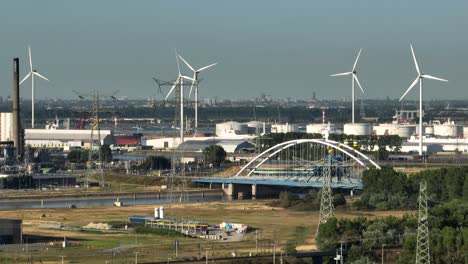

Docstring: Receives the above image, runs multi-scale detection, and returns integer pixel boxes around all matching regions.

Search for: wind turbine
[165,50,194,142]
[399,44,448,155]
[177,54,217,129]
[20,46,49,128]
[331,49,365,123]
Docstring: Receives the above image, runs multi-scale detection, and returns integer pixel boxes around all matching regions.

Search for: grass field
[0,200,414,263]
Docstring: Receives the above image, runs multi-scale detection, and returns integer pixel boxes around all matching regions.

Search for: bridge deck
[193,177,363,189]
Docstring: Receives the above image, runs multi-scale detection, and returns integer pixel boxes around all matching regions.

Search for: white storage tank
[246,121,271,135]
[416,125,435,136]
[343,123,372,136]
[398,125,416,138]
[433,124,463,137]
[306,124,334,134]
[373,123,399,136]
[159,206,164,219]
[216,121,248,136]
[464,127,468,138]
[425,125,434,135]
[271,123,299,133]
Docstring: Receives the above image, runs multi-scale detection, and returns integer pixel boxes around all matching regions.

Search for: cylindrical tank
[343,123,372,136]
[306,124,333,134]
[416,125,435,135]
[159,206,164,219]
[464,126,468,138]
[271,123,299,133]
[246,121,271,135]
[373,123,399,136]
[398,125,416,138]
[216,122,248,136]
[425,125,434,135]
[433,124,463,137]
[154,207,159,218]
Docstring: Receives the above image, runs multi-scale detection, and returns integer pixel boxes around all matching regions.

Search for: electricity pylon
[416,181,430,264]
[73,90,117,188]
[319,154,335,225]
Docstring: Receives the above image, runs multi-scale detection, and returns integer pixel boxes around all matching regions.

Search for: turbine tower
[331,49,365,123]
[19,46,49,128]
[178,54,217,129]
[165,50,194,142]
[399,45,448,155]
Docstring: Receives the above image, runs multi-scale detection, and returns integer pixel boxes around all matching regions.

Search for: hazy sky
[0,0,467,100]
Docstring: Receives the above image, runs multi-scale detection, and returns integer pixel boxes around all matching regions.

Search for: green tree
[203,145,227,167]
[100,144,113,163]
[316,217,339,249]
[134,156,171,170]
[67,149,89,163]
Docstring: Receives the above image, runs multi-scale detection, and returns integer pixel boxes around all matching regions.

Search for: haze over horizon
[1,0,467,101]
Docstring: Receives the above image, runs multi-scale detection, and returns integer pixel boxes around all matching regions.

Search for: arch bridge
[193,139,380,197]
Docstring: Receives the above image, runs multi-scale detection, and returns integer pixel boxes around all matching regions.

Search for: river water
[0,191,225,210]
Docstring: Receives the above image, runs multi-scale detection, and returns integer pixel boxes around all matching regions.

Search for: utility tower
[74,90,117,187]
[87,91,103,187]
[416,181,430,264]
[319,154,335,225]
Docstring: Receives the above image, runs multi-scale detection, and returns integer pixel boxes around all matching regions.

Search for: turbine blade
[330,72,352,77]
[352,48,362,72]
[353,74,364,94]
[197,62,218,72]
[421,74,448,82]
[19,72,31,85]
[28,46,33,71]
[33,72,49,81]
[399,77,419,101]
[178,55,195,72]
[410,44,420,75]
[165,78,178,100]
[175,49,180,75]
[188,73,196,98]
[181,75,194,82]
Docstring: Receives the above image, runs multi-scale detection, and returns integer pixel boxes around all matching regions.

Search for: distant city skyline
[0,1,467,100]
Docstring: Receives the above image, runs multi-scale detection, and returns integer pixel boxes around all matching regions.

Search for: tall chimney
[12,58,22,161]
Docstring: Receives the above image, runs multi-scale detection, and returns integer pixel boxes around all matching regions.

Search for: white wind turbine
[20,46,49,128]
[177,54,217,129]
[165,50,194,142]
[399,44,448,155]
[331,49,365,123]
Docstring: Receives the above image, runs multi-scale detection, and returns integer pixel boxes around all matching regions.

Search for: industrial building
[24,129,111,150]
[0,112,13,142]
[0,219,22,244]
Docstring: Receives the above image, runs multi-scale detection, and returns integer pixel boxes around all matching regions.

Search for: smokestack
[12,58,22,161]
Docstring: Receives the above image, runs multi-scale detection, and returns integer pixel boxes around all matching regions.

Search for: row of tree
[316,166,468,263]
[356,166,468,210]
[0,175,35,189]
[317,200,468,263]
